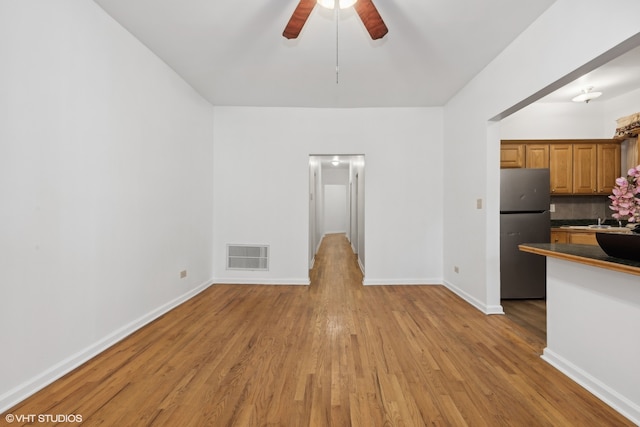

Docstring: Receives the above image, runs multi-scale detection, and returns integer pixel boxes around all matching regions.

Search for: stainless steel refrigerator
[500,168,550,299]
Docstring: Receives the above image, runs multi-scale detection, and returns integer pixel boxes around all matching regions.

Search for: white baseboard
[542,348,640,425]
[362,278,442,286]
[315,234,325,255]
[442,279,504,315]
[211,278,310,285]
[0,279,214,414]
[357,257,365,276]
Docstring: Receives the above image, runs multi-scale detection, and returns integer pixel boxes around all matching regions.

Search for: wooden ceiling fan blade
[354,0,388,40]
[283,0,317,39]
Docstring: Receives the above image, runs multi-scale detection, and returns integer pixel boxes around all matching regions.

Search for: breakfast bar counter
[519,243,640,276]
[517,243,640,424]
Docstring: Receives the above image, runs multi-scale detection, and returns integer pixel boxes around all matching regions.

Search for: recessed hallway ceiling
[93,0,555,108]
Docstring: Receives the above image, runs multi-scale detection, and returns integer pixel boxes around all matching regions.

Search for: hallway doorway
[308,155,365,277]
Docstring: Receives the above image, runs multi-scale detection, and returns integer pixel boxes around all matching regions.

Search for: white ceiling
[538,44,640,104]
[93,0,556,108]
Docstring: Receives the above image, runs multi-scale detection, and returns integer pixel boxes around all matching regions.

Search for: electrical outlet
[476,198,483,209]
[180,270,187,279]
[454,266,459,273]
[550,203,556,213]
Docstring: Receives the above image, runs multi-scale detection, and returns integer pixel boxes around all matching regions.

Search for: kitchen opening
[498,43,640,345]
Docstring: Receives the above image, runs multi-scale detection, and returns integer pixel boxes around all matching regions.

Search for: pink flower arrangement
[609,165,640,222]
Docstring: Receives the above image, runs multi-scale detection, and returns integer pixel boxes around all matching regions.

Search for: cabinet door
[549,144,573,194]
[550,230,567,244]
[597,143,621,194]
[525,144,549,168]
[573,144,597,194]
[568,232,598,245]
[500,144,525,168]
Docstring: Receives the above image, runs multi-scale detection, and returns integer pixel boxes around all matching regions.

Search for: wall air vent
[226,244,269,271]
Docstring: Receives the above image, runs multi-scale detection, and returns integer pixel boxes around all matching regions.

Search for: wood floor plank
[3,233,634,426]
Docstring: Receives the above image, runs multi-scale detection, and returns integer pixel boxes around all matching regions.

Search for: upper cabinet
[572,144,597,194]
[525,144,550,168]
[501,139,621,196]
[597,143,621,194]
[500,143,525,168]
[549,144,573,194]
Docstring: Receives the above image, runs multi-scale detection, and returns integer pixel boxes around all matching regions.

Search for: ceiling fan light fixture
[572,86,602,103]
[317,0,357,9]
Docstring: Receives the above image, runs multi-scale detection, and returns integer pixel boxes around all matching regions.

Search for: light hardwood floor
[3,234,633,426]
[501,299,547,343]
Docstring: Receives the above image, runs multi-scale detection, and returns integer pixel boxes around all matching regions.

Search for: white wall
[543,259,640,424]
[500,89,640,140]
[212,107,444,285]
[443,0,640,314]
[0,0,214,412]
[324,185,348,233]
[500,102,607,139]
[604,87,640,136]
[349,157,365,268]
[322,167,349,234]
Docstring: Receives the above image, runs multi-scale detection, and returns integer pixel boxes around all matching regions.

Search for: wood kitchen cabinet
[500,144,525,168]
[525,144,550,168]
[568,232,598,245]
[550,228,598,245]
[597,143,621,194]
[549,144,573,194]
[550,230,567,243]
[573,144,597,194]
[502,139,621,195]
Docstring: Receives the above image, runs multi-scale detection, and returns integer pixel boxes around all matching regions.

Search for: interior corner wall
[500,102,608,139]
[212,107,444,286]
[603,87,640,136]
[443,0,640,313]
[0,1,214,412]
[500,87,640,140]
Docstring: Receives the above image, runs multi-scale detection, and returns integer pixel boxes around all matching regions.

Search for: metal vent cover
[226,244,269,271]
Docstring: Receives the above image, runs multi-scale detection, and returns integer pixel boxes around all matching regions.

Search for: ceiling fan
[283,0,388,40]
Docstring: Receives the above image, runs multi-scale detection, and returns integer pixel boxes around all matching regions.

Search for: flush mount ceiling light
[317,0,357,9]
[331,156,340,166]
[572,87,602,103]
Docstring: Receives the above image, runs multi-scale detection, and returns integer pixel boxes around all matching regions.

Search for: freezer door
[500,211,550,299]
[500,168,550,212]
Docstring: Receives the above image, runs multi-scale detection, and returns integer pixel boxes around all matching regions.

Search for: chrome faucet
[597,217,603,226]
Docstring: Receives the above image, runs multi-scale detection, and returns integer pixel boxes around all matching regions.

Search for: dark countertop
[550,219,628,227]
[519,243,640,277]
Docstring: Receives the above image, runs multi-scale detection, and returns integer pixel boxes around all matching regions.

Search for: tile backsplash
[550,195,612,220]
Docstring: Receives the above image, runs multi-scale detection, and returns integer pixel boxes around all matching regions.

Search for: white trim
[542,348,640,426]
[211,278,310,285]
[0,279,213,414]
[363,278,442,286]
[442,279,504,315]
[315,233,325,255]
[357,257,365,276]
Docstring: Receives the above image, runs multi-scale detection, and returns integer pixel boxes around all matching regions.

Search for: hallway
[4,234,632,426]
